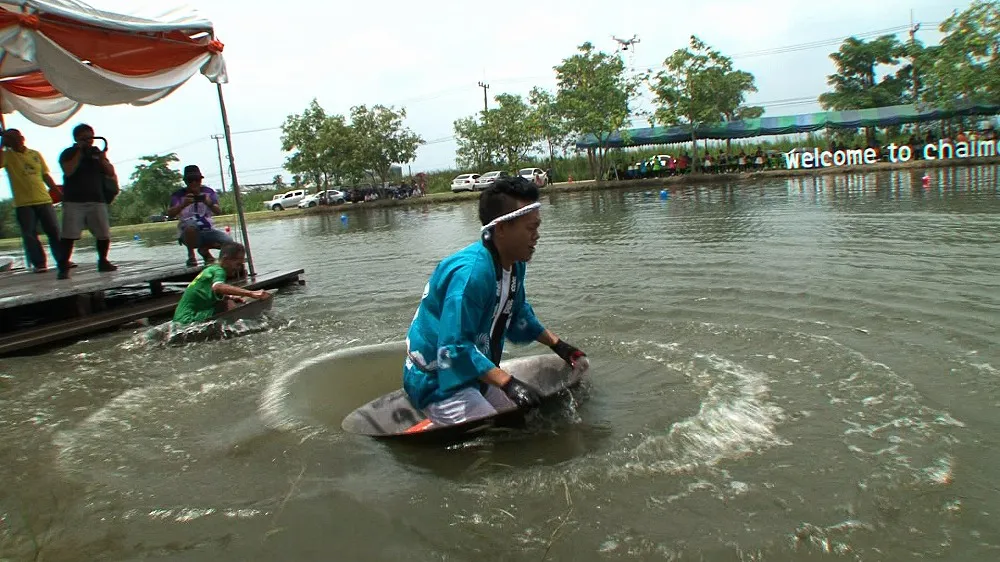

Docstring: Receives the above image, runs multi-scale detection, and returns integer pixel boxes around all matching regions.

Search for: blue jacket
[403,241,545,409]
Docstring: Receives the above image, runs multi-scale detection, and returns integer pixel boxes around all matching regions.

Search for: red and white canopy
[0,0,226,127]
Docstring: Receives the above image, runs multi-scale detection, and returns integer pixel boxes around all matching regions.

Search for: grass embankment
[0,190,481,250]
[2,154,997,252]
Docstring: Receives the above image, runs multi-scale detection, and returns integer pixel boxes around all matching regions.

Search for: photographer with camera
[56,123,117,280]
[166,165,232,267]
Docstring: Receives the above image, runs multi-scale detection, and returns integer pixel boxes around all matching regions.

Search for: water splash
[119,313,292,351]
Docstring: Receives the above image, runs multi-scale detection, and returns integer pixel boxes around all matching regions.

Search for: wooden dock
[0,260,304,356]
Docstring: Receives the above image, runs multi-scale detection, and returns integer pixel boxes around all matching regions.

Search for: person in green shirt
[172,242,270,325]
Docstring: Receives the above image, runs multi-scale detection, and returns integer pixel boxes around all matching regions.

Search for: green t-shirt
[172,264,227,325]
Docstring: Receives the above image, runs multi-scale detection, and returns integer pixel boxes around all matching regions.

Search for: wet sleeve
[435,265,497,393]
[209,266,228,298]
[507,280,545,344]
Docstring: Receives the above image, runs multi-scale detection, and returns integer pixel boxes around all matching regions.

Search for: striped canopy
[0,0,226,127]
[575,102,1000,149]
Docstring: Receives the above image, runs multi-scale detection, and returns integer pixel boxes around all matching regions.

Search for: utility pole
[211,134,227,193]
[477,81,490,114]
[909,10,921,134]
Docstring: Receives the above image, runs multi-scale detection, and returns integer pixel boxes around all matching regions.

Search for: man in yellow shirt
[1,128,63,272]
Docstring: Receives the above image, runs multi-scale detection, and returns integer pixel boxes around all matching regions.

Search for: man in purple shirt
[166,165,232,267]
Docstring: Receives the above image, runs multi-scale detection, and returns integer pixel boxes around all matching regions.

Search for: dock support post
[215,84,257,277]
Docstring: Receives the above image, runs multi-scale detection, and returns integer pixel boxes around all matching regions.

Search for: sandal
[185,258,198,267]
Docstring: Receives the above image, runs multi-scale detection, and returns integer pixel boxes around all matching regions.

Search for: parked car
[298,189,346,208]
[518,168,548,185]
[450,173,481,192]
[264,189,307,211]
[474,170,510,190]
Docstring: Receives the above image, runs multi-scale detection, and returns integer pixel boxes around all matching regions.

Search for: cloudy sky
[0,0,975,196]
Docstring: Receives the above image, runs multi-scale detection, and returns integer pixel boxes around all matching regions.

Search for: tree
[486,93,540,170]
[272,174,285,190]
[819,35,910,144]
[318,115,360,187]
[453,116,495,170]
[529,87,573,168]
[554,42,641,180]
[651,36,757,166]
[349,104,423,187]
[453,93,543,171]
[704,63,762,151]
[129,153,182,213]
[819,35,908,110]
[920,0,1000,108]
[712,69,763,122]
[0,199,16,239]
[280,99,356,190]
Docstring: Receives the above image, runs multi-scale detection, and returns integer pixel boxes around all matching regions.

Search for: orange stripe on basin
[403,419,434,434]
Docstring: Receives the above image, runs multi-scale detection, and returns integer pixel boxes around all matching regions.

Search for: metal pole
[211,134,227,193]
[215,83,256,277]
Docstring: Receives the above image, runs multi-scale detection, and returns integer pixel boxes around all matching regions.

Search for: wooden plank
[0,294,182,355]
[0,267,305,355]
[0,260,203,309]
[241,268,305,290]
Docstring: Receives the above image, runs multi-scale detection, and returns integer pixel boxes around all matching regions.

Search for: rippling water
[2,166,999,561]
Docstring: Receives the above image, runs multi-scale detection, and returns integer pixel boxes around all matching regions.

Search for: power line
[113,22,942,170]
[730,25,910,58]
[633,22,941,70]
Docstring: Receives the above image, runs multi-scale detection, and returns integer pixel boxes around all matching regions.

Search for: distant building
[242,182,279,192]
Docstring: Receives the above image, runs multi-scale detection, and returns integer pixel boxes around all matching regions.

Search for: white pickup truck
[264,189,307,211]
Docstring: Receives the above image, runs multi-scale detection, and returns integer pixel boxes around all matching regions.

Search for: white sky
[0,0,974,197]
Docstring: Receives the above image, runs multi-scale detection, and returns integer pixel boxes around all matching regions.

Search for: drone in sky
[612,34,640,52]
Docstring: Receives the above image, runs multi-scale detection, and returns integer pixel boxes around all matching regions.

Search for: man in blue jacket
[403,176,586,426]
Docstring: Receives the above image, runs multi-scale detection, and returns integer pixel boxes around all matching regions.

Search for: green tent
[575,102,1000,149]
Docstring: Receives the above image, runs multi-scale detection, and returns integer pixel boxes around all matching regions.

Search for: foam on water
[623,352,788,477]
[122,313,292,350]
[458,335,789,509]
[51,358,277,494]
[446,324,967,557]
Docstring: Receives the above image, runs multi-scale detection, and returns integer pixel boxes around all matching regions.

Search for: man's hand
[550,339,586,368]
[501,377,542,409]
[251,290,270,300]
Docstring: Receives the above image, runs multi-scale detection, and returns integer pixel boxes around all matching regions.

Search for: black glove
[550,340,586,368]
[501,377,542,409]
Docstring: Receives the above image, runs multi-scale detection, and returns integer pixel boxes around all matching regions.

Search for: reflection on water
[1,166,999,561]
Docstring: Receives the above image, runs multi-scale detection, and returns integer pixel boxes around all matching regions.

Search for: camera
[194,194,206,202]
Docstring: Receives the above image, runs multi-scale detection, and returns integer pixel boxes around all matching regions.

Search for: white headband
[480,202,541,234]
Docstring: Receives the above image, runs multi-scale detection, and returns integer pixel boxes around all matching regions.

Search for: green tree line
[438,0,997,179]
[3,1,995,237]
[279,102,423,189]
